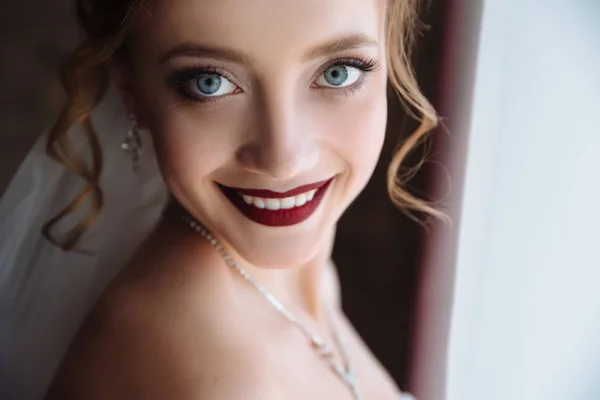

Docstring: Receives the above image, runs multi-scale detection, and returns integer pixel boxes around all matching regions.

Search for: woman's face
[123,0,389,268]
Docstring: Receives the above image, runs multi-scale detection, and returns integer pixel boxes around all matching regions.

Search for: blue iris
[196,74,222,95]
[324,66,348,86]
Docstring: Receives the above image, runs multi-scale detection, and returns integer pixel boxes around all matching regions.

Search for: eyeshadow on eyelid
[164,56,380,105]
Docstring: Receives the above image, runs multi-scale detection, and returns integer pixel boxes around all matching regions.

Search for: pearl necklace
[181,214,361,399]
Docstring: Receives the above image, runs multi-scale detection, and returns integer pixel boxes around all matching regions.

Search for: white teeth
[253,198,265,209]
[237,187,321,210]
[280,197,296,209]
[295,193,307,207]
[265,199,280,210]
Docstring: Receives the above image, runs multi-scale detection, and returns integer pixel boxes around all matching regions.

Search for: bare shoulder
[46,275,277,400]
[45,228,277,399]
[44,288,145,399]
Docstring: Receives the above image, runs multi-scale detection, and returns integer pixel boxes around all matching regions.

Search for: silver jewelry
[181,214,361,399]
[121,114,142,173]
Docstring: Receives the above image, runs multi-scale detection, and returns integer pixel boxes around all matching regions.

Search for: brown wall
[0,1,78,194]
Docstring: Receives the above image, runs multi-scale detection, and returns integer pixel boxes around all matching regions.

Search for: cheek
[325,91,388,185]
[131,64,239,187]
[144,106,239,189]
[139,72,387,196]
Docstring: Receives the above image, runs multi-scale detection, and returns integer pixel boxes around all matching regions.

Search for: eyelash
[167,55,380,104]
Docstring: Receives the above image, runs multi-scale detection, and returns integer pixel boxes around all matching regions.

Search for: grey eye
[186,74,237,97]
[316,65,361,88]
[324,66,349,86]
[196,74,222,95]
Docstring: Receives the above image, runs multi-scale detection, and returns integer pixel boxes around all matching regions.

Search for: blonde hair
[44,0,444,251]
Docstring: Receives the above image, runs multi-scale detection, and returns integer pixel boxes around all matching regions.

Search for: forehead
[135,0,386,63]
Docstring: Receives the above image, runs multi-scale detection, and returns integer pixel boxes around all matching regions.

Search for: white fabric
[0,85,168,399]
[445,1,600,400]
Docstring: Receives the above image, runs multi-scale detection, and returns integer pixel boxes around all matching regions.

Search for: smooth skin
[46,0,406,398]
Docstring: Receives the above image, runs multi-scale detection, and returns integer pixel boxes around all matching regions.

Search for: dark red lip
[216,177,334,227]
[221,178,332,199]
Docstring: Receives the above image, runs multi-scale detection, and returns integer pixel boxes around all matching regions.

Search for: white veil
[0,84,169,400]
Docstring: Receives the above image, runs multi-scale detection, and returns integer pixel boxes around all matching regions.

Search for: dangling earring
[121,113,142,173]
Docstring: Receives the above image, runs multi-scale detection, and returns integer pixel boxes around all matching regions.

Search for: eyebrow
[302,33,378,61]
[158,33,378,65]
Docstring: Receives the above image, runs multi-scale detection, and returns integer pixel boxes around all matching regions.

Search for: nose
[236,92,319,180]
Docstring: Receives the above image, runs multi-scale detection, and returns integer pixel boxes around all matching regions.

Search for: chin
[172,171,365,269]
[227,232,327,269]
[203,178,345,269]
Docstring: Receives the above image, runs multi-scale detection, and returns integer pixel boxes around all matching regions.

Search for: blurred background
[0,0,78,195]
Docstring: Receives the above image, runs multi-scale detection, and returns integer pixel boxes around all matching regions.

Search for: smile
[217,177,334,227]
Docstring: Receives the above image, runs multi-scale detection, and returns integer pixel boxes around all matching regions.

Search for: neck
[166,201,337,321]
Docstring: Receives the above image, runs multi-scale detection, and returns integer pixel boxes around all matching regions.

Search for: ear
[111,61,149,129]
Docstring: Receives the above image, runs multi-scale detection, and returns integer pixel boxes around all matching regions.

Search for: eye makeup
[165,54,381,104]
